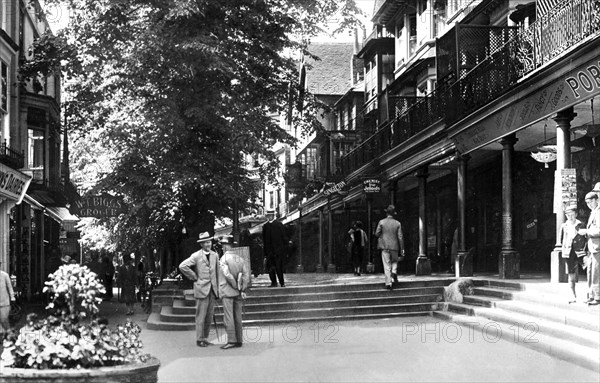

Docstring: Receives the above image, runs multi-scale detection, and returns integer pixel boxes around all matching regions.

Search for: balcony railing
[0,141,24,169]
[446,0,600,125]
[341,0,600,175]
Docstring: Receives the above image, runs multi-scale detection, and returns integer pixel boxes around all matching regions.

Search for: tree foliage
[39,0,361,252]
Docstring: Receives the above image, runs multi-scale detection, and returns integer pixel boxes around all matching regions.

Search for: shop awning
[45,206,79,223]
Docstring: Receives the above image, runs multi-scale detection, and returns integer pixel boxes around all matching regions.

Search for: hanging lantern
[530,120,557,168]
[530,151,557,168]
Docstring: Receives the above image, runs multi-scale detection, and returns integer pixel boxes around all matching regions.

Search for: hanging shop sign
[0,163,32,204]
[362,178,381,194]
[452,54,600,154]
[323,181,347,196]
[71,194,127,218]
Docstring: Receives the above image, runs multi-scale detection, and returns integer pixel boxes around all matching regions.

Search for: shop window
[28,128,44,171]
[0,61,7,113]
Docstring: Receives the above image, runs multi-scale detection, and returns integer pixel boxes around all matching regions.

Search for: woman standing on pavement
[117,253,138,315]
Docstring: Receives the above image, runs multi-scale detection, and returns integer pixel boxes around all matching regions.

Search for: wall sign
[71,194,127,218]
[362,178,381,194]
[0,163,32,204]
[323,181,347,196]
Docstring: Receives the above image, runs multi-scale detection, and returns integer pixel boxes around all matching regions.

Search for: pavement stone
[5,273,599,382]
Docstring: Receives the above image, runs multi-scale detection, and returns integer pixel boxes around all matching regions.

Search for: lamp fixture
[531,120,557,168]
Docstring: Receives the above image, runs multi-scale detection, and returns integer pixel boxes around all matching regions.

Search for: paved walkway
[6,273,599,382]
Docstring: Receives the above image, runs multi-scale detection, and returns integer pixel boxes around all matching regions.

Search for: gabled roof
[304,43,354,96]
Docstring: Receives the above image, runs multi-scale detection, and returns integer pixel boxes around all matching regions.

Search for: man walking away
[219,235,250,349]
[179,232,221,347]
[375,205,406,290]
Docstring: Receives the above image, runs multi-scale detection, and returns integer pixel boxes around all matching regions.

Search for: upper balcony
[0,141,25,169]
[341,0,600,175]
[357,25,395,59]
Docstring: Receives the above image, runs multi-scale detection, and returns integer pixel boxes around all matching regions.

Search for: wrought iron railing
[0,140,24,169]
[341,0,600,175]
[446,0,600,125]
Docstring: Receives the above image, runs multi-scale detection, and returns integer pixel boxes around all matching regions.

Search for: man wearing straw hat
[218,235,250,349]
[179,232,221,346]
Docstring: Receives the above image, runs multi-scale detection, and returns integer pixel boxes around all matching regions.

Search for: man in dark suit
[263,214,288,287]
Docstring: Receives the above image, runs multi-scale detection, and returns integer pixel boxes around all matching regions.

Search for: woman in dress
[117,253,138,315]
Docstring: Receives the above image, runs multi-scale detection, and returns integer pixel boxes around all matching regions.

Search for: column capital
[415,166,429,178]
[551,107,576,124]
[457,154,471,163]
[499,134,518,148]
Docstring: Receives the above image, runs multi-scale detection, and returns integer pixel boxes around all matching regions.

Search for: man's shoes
[236,342,243,347]
[269,284,277,287]
[392,273,398,284]
[221,343,239,350]
[356,272,361,276]
[280,284,285,287]
[386,285,393,290]
[197,340,212,347]
[588,300,600,306]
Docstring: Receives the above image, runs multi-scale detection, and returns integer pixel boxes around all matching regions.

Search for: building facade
[282,0,600,281]
[0,1,78,300]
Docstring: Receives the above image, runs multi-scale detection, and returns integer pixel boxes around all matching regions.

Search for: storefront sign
[452,55,600,154]
[362,178,381,194]
[0,163,32,204]
[323,181,346,196]
[71,194,127,218]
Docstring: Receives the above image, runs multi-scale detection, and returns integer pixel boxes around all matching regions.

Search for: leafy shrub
[1,264,150,369]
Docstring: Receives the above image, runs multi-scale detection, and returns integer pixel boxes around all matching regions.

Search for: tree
[38,0,362,253]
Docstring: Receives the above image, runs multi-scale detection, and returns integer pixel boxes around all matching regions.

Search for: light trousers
[195,291,216,342]
[587,252,600,300]
[222,296,243,344]
[381,250,398,286]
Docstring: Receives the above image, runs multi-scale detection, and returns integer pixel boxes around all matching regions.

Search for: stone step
[160,301,442,324]
[444,302,599,350]
[472,286,600,317]
[147,311,434,331]
[177,286,445,307]
[239,279,455,296]
[171,293,442,315]
[468,287,600,322]
[432,311,600,373]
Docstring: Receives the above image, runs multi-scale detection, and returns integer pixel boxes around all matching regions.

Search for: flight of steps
[147,278,452,330]
[433,279,600,372]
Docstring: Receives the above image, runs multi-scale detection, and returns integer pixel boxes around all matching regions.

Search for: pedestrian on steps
[348,221,368,276]
[559,207,587,303]
[375,205,405,290]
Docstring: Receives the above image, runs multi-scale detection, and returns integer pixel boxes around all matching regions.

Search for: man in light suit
[578,191,600,305]
[375,205,405,290]
[179,232,221,346]
[219,235,250,349]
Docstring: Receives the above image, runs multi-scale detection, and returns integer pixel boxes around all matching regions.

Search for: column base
[315,264,324,273]
[498,250,520,279]
[366,262,375,273]
[550,248,568,283]
[295,264,304,273]
[456,251,473,277]
[415,256,432,276]
[327,264,336,273]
